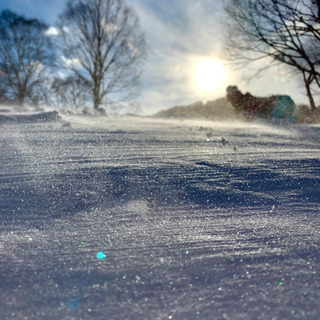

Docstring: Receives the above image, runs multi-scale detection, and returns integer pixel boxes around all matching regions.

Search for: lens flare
[96,251,105,259]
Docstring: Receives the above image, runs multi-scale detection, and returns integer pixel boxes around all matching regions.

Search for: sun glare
[195,58,227,93]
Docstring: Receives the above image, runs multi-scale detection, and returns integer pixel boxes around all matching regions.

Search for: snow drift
[0,110,60,124]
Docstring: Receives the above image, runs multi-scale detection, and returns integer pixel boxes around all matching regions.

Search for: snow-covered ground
[0,110,319,320]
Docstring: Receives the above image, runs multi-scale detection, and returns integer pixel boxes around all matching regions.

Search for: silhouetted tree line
[0,0,146,110]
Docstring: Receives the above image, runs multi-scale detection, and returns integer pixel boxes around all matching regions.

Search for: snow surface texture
[0,110,60,124]
[0,109,319,320]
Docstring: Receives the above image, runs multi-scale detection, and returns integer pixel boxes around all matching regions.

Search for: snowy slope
[0,111,319,320]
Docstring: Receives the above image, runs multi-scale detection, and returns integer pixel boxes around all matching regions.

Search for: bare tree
[223,0,320,111]
[0,10,54,106]
[57,0,146,111]
[45,76,92,109]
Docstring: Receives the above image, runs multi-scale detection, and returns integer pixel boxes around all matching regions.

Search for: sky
[0,0,312,114]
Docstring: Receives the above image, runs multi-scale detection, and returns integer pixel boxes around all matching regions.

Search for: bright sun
[195,58,227,92]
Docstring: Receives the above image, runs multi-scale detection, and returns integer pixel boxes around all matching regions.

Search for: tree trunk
[18,91,25,107]
[93,97,99,110]
[93,73,101,110]
[93,91,101,110]
[303,72,317,112]
[93,85,100,110]
[306,86,317,112]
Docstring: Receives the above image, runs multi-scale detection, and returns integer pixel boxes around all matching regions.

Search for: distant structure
[226,85,296,121]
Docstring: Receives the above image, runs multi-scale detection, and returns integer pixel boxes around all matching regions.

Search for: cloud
[101,18,117,36]
[61,56,81,68]
[45,26,59,36]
